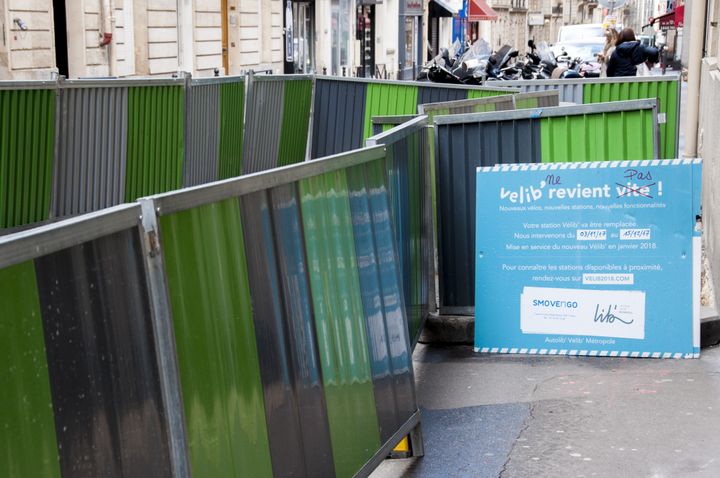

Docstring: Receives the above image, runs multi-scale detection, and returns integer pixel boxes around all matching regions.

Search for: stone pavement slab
[372,344,720,478]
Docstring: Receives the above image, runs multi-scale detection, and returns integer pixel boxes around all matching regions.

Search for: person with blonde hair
[597,28,618,77]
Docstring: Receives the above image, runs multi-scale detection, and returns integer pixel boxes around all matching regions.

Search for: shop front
[284,0,316,73]
[356,0,381,77]
[399,0,424,79]
[429,0,458,59]
[651,1,684,69]
[467,0,497,43]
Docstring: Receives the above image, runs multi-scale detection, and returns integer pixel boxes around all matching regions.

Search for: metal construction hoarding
[434,100,661,314]
[499,76,682,159]
[0,145,424,478]
[310,77,517,158]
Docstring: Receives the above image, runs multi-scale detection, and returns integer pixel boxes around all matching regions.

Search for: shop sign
[528,12,544,26]
[404,0,424,15]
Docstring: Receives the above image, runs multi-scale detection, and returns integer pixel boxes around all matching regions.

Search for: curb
[420,307,720,350]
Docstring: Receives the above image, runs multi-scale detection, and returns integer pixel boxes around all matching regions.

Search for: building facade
[0,0,430,79]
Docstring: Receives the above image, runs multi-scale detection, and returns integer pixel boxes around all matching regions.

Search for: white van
[557,24,607,44]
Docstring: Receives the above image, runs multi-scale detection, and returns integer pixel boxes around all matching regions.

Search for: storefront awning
[650,5,684,30]
[468,0,498,22]
[430,0,458,17]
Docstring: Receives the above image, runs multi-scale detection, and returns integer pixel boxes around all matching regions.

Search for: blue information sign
[475,160,702,358]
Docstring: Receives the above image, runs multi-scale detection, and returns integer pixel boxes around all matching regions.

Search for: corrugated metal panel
[159,199,274,477]
[299,170,381,477]
[417,85,467,106]
[347,159,417,442]
[466,86,516,100]
[514,90,561,109]
[436,119,541,310]
[241,186,335,477]
[497,80,585,104]
[0,88,55,228]
[311,78,367,158]
[278,79,313,166]
[385,133,427,342]
[53,86,128,217]
[125,86,184,202]
[34,228,172,477]
[242,79,284,173]
[583,78,679,159]
[185,83,220,186]
[420,96,516,118]
[218,79,245,179]
[0,261,61,477]
[363,83,418,139]
[541,109,656,162]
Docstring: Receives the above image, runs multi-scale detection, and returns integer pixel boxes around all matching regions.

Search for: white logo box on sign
[520,286,646,340]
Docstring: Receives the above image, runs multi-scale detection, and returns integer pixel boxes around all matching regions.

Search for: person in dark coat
[607,28,659,77]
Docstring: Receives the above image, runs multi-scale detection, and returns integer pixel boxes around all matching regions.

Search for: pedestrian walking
[607,28,659,77]
[597,28,618,78]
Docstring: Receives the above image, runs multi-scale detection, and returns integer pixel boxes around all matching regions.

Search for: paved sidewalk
[373,344,720,478]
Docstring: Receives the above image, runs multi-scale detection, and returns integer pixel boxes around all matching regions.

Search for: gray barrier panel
[311,77,367,158]
[242,76,284,174]
[184,82,220,187]
[417,84,468,105]
[495,79,585,103]
[52,85,128,217]
[436,118,541,314]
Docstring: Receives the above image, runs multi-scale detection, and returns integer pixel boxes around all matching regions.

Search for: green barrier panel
[218,80,245,179]
[125,86,184,202]
[466,88,512,100]
[514,97,541,109]
[541,109,656,163]
[0,261,60,477]
[300,170,381,477]
[278,79,313,166]
[160,199,273,477]
[583,80,679,159]
[364,83,419,139]
[0,89,55,228]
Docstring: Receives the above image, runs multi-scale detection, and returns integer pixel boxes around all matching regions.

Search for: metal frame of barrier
[433,99,662,316]
[497,75,682,158]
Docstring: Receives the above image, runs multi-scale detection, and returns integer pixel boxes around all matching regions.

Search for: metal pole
[685,0,708,158]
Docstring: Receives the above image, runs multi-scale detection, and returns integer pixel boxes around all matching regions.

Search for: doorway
[52,0,68,76]
[356,5,375,77]
[221,0,229,74]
